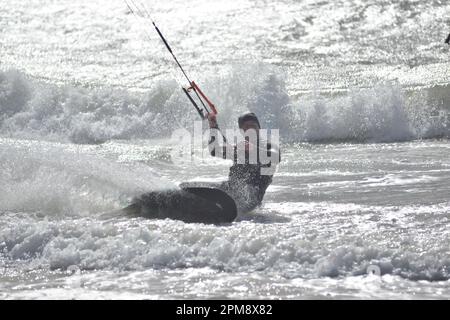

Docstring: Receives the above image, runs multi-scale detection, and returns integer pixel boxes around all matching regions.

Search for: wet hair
[238,112,260,128]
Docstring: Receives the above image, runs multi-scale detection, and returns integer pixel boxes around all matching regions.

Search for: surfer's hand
[207,113,218,128]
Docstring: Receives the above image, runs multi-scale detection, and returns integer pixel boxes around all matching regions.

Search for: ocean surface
[1,0,449,299]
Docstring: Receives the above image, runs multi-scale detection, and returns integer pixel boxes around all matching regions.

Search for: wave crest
[0,68,448,143]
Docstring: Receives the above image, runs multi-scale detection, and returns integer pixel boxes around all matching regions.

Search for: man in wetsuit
[207,112,280,213]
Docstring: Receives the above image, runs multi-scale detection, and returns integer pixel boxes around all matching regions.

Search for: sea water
[0,0,449,299]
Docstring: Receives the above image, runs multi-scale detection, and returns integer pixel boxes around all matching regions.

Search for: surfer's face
[240,120,260,133]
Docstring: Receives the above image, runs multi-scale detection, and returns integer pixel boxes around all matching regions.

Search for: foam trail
[0,139,174,216]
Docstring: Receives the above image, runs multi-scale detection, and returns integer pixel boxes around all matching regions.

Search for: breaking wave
[0,67,448,144]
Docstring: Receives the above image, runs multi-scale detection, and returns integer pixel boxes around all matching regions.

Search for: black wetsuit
[209,133,280,212]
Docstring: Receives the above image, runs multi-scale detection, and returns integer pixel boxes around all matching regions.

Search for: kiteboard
[123,182,237,224]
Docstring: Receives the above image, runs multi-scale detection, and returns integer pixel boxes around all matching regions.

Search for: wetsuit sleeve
[208,134,227,158]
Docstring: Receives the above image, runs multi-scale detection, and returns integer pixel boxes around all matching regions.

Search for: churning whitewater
[1,0,449,299]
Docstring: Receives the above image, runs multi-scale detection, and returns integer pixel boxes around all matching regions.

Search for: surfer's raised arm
[207,113,234,159]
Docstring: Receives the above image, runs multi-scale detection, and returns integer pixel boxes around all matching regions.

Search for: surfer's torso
[209,137,280,212]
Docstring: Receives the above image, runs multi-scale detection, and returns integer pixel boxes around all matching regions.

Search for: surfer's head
[238,112,260,132]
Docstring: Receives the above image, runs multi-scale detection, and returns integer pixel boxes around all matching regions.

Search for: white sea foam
[1,0,450,300]
[1,201,448,282]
